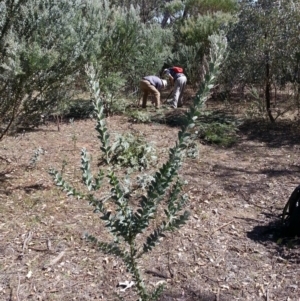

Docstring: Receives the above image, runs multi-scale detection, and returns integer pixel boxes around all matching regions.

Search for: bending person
[163,67,187,108]
[140,76,168,109]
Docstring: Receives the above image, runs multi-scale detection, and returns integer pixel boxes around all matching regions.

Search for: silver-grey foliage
[0,0,173,138]
[0,0,112,137]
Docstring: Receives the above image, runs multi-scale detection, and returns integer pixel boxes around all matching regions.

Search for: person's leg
[171,80,181,108]
[177,76,187,107]
[147,84,161,108]
[140,80,150,108]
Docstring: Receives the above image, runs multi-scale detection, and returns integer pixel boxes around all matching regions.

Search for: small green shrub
[136,174,155,190]
[110,133,157,170]
[193,110,239,147]
[198,122,237,147]
[184,141,199,158]
[63,100,94,119]
[128,110,152,123]
[108,98,130,114]
[28,147,45,169]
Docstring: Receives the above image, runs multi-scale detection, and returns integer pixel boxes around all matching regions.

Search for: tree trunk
[161,12,170,28]
[265,52,275,122]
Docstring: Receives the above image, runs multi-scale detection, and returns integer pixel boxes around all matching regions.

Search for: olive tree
[95,5,173,95]
[0,0,115,138]
[221,0,300,122]
[160,0,237,85]
[0,0,173,138]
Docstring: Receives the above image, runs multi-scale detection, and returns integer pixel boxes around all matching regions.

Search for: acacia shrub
[50,33,228,301]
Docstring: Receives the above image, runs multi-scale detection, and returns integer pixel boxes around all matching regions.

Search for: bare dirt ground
[1,98,300,301]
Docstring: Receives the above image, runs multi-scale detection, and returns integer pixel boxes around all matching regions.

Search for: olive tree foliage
[160,0,237,85]
[170,12,234,85]
[220,0,300,122]
[0,0,173,138]
[159,0,237,27]
[0,0,114,138]
[108,0,167,24]
[76,0,235,90]
[94,5,173,95]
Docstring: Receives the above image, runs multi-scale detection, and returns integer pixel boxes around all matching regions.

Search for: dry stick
[46,238,52,251]
[9,285,13,301]
[167,251,174,278]
[19,231,33,259]
[210,220,234,236]
[17,273,21,301]
[43,250,66,270]
[22,231,33,252]
[163,89,174,104]
[266,288,269,301]
[145,269,169,279]
[216,288,220,301]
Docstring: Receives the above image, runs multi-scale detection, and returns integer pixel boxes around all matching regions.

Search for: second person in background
[162,66,187,108]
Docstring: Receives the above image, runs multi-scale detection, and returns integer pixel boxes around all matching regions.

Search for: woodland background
[1,1,300,300]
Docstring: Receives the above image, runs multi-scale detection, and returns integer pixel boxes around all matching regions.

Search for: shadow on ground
[151,106,300,150]
[158,288,232,301]
[0,166,14,185]
[246,213,300,264]
[151,107,239,129]
[151,109,188,127]
[239,119,300,148]
[213,163,300,196]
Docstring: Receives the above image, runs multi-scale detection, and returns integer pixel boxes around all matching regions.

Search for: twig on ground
[22,231,33,253]
[17,273,21,301]
[18,231,33,259]
[145,269,169,279]
[43,250,66,270]
[9,285,13,301]
[210,220,234,235]
[46,238,52,251]
[167,251,174,278]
